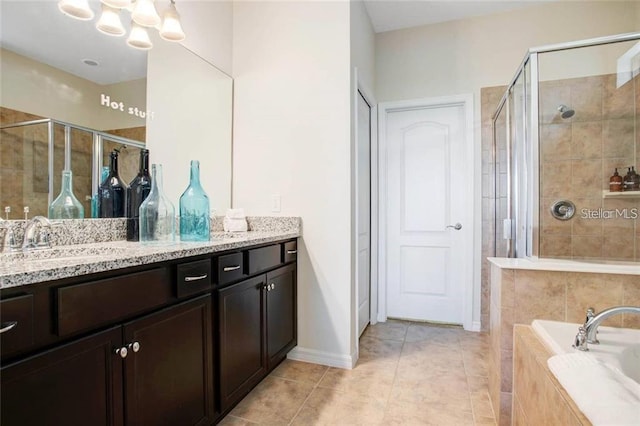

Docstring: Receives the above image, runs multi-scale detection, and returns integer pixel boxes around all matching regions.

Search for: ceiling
[363,0,555,33]
[0,0,557,84]
[0,1,147,85]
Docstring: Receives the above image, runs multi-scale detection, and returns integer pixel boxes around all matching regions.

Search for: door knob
[115,346,128,358]
[446,223,462,230]
[128,341,141,353]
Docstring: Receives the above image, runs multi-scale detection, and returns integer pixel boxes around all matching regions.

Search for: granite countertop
[0,230,299,289]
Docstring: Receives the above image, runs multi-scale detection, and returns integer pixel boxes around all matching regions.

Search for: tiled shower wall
[480,85,508,331]
[539,73,640,260]
[1,106,145,218]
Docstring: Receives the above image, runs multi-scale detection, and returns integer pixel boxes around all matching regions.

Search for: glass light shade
[101,0,131,8]
[58,0,95,20]
[127,23,153,50]
[96,5,125,36]
[159,3,185,42]
[131,0,161,27]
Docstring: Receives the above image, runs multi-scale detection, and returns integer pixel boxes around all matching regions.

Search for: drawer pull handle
[184,274,208,282]
[286,250,297,254]
[223,265,241,272]
[270,283,275,291]
[0,321,17,334]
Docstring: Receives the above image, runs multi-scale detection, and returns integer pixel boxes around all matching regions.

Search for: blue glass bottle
[139,164,175,244]
[179,160,210,241]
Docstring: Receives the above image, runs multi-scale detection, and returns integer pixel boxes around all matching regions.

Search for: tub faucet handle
[573,326,589,351]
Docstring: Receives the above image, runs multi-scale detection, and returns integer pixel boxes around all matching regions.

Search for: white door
[356,91,371,336]
[384,101,470,324]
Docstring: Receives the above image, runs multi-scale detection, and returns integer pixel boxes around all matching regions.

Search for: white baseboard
[469,321,482,332]
[287,346,355,369]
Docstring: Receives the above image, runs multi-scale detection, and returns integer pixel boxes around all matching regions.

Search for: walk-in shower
[0,118,145,218]
[492,32,640,262]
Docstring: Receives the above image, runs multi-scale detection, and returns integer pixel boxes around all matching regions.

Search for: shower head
[557,104,575,119]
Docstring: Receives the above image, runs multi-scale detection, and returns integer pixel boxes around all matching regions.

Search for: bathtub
[532,319,640,384]
[532,319,640,425]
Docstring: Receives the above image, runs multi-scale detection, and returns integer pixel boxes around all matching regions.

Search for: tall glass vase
[49,170,84,219]
[179,160,210,241]
[139,164,175,243]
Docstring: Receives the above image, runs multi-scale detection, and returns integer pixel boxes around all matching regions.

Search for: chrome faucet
[584,306,640,344]
[22,216,53,251]
[0,217,20,253]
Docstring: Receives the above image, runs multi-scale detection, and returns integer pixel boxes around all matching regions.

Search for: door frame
[353,68,378,348]
[377,94,477,331]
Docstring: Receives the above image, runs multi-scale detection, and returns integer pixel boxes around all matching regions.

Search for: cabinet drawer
[176,259,212,298]
[283,241,297,263]
[56,267,171,337]
[247,244,282,275]
[0,294,34,358]
[217,253,246,286]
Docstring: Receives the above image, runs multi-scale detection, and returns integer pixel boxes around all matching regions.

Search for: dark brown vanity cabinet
[1,295,214,426]
[217,262,297,413]
[0,238,297,425]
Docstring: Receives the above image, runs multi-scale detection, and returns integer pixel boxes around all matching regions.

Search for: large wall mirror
[0,1,232,219]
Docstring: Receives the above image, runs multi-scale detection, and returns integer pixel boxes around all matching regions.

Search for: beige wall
[232,1,354,365]
[0,48,146,131]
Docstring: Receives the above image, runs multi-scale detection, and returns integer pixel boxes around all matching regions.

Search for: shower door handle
[446,223,462,231]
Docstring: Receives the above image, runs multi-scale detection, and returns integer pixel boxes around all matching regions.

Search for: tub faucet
[22,216,53,251]
[584,306,640,344]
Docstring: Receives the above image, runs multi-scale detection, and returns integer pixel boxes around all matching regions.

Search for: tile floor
[219,320,496,425]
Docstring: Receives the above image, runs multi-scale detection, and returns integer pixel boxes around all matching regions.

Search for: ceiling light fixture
[58,0,95,20]
[132,0,161,27]
[159,1,185,42]
[58,0,185,50]
[127,22,153,50]
[96,4,126,36]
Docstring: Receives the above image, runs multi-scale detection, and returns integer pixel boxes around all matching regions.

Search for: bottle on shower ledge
[632,166,640,191]
[609,168,623,192]
[623,167,635,191]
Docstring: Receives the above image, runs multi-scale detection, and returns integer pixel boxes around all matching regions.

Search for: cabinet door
[123,295,214,426]
[266,264,297,368]
[218,274,267,412]
[1,326,123,426]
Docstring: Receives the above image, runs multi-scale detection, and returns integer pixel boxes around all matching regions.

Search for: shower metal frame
[1,118,145,207]
[492,31,640,258]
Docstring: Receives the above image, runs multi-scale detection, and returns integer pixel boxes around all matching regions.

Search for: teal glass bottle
[49,170,84,219]
[179,160,210,241]
[139,164,175,244]
[92,166,110,218]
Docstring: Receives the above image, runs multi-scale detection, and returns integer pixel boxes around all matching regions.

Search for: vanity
[0,221,300,426]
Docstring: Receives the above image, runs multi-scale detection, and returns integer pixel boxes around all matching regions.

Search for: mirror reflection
[0,1,233,219]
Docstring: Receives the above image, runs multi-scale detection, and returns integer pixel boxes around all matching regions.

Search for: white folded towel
[223,208,248,232]
[547,352,640,425]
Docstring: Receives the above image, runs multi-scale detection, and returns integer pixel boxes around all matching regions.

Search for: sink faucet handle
[585,307,596,325]
[573,326,589,351]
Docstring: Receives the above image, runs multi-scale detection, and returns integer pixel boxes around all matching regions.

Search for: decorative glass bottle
[49,170,84,219]
[139,164,175,243]
[126,149,152,241]
[92,166,110,218]
[179,160,210,241]
[98,151,128,218]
